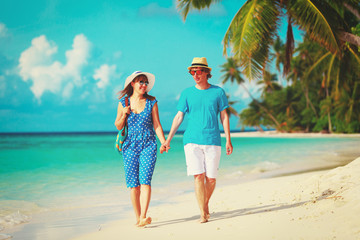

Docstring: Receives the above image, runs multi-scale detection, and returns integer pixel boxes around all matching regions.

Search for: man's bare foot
[199,216,208,223]
[137,217,152,227]
[205,205,210,220]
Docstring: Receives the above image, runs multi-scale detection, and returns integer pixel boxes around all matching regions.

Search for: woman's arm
[152,102,166,145]
[163,111,184,151]
[114,102,130,130]
[220,109,233,155]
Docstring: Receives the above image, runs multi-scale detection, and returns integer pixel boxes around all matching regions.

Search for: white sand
[72,156,360,240]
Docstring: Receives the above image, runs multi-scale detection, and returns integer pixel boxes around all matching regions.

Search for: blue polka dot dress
[120,96,158,188]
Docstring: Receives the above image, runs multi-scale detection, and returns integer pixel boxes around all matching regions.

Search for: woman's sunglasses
[138,80,149,86]
[189,69,205,76]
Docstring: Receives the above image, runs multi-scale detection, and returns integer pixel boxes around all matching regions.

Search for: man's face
[190,67,208,85]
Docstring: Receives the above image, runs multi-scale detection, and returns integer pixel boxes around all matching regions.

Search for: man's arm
[163,111,184,152]
[220,109,233,155]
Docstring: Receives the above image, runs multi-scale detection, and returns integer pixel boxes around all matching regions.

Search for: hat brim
[187,65,212,71]
[124,71,155,92]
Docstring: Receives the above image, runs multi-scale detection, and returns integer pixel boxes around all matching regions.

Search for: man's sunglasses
[189,69,205,76]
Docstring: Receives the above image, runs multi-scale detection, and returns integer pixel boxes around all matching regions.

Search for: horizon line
[0,129,265,135]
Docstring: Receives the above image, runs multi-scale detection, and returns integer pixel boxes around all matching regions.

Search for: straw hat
[124,71,155,92]
[187,57,212,71]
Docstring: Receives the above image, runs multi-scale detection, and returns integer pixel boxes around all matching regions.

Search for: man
[163,57,233,223]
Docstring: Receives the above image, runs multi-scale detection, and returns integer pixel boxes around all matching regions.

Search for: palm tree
[257,70,281,97]
[266,85,302,131]
[288,37,324,117]
[220,57,244,85]
[177,0,360,80]
[239,100,265,131]
[270,37,286,75]
[334,83,360,125]
[221,58,281,129]
[319,96,333,133]
[225,94,239,118]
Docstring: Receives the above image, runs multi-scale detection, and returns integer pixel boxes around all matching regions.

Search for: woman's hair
[118,74,155,100]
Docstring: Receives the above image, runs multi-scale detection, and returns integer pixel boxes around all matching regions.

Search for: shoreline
[72,157,360,240]
[227,130,360,138]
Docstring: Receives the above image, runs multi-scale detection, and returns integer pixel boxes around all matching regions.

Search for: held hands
[160,140,171,154]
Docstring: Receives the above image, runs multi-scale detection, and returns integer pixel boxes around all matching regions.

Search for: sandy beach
[72,147,360,240]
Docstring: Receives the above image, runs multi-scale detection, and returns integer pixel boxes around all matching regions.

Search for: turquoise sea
[0,132,359,239]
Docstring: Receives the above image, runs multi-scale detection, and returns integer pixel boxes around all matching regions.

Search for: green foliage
[312,116,330,132]
[332,119,357,133]
[352,24,360,36]
[223,0,280,80]
[177,0,221,20]
[239,35,360,133]
[177,0,360,133]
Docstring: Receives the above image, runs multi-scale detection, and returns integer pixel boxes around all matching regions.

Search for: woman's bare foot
[137,217,152,227]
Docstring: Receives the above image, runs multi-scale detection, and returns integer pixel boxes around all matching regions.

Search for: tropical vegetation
[177,0,360,133]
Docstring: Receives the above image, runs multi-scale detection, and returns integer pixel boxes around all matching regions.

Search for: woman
[114,71,166,227]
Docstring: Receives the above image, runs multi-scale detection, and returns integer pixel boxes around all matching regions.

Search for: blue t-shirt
[177,85,229,146]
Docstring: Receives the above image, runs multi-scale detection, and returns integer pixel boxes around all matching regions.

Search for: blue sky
[0,0,302,132]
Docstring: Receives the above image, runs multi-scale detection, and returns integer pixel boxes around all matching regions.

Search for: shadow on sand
[146,200,310,228]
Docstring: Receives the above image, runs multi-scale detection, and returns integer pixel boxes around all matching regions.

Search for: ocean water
[0,132,359,239]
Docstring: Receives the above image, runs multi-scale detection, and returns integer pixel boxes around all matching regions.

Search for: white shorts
[184,143,221,178]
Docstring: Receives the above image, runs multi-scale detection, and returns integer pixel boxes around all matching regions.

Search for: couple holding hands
[114,57,233,227]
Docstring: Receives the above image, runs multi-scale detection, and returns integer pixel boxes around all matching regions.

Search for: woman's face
[131,75,149,95]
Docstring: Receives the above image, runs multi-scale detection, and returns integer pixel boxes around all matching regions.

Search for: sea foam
[0,211,31,228]
[250,161,281,174]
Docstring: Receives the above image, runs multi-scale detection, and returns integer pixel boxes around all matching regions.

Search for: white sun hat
[124,71,155,92]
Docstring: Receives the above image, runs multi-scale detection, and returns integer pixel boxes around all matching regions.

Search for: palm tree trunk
[339,31,360,47]
[325,87,333,133]
[241,84,281,129]
[327,112,332,133]
[344,3,360,20]
[257,125,265,132]
[303,86,318,117]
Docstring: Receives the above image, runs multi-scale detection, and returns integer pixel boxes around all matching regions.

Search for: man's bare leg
[204,176,216,219]
[194,173,208,223]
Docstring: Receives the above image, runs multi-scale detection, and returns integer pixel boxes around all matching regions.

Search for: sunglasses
[138,80,149,86]
[189,69,205,75]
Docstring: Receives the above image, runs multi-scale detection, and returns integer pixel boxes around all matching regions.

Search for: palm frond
[177,0,222,21]
[223,0,280,80]
[347,45,360,65]
[288,0,342,55]
[304,51,332,79]
[326,53,336,87]
[334,67,340,101]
